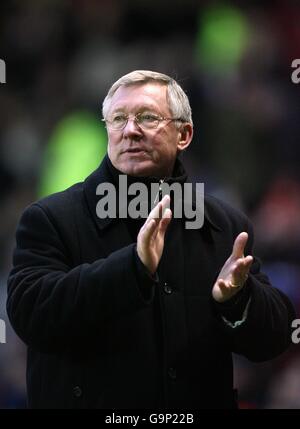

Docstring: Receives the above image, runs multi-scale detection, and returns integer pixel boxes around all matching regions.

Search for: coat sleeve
[7,203,156,353]
[213,217,296,362]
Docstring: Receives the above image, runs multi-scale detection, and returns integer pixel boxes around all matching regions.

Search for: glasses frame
[101,112,184,131]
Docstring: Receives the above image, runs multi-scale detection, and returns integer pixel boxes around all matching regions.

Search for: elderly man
[7,70,295,409]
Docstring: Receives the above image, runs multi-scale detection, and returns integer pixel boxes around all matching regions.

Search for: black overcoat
[7,155,295,409]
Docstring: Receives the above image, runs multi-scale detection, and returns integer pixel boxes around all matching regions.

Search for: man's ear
[177,123,193,153]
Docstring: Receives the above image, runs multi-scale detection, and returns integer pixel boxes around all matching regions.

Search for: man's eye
[112,115,126,123]
[140,114,159,122]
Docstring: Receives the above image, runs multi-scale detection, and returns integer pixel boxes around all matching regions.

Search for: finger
[235,256,253,275]
[232,232,248,259]
[220,275,242,290]
[217,278,231,292]
[244,255,253,266]
[158,208,172,236]
[141,218,158,245]
[148,195,170,221]
[142,196,170,236]
[219,279,240,290]
[231,256,253,285]
[162,207,172,220]
[152,208,172,240]
[240,256,253,275]
[160,194,171,217]
[147,202,161,223]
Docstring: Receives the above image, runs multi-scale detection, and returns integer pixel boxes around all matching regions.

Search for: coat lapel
[83,156,133,254]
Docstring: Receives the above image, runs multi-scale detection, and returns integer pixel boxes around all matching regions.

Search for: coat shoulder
[204,194,251,232]
[30,182,84,220]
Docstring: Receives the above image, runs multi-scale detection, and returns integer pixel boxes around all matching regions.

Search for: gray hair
[102,70,193,126]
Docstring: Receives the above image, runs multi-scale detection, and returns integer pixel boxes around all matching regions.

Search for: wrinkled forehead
[109,82,170,115]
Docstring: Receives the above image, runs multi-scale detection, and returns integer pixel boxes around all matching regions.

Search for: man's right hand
[137,195,172,275]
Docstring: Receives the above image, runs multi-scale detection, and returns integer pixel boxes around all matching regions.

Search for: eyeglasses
[102,112,184,131]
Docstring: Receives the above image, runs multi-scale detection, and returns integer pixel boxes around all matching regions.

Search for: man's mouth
[125,148,146,153]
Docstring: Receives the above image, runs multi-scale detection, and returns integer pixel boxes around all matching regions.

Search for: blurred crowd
[0,0,300,408]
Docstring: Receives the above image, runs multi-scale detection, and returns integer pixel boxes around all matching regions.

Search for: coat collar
[83,154,222,232]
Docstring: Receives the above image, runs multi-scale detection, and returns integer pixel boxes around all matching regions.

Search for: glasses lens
[138,113,160,129]
[109,114,127,130]
[107,113,162,130]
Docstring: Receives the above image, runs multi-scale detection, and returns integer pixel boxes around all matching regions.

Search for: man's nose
[123,117,143,137]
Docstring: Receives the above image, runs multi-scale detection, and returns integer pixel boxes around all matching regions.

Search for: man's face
[105,82,190,177]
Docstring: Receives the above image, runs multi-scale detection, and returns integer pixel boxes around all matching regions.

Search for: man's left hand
[212,232,253,303]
